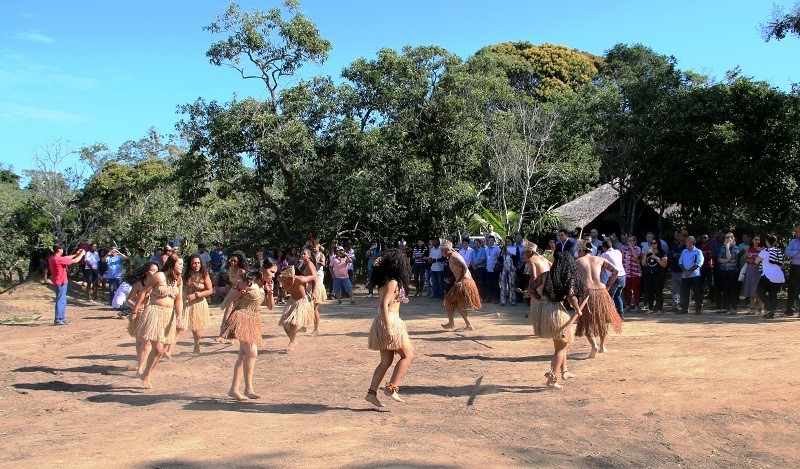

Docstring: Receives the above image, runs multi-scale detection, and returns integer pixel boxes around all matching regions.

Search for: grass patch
[0,314,42,325]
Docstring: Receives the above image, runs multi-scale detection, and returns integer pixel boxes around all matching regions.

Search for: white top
[759,248,785,283]
[429,247,445,272]
[112,282,132,309]
[459,247,473,267]
[600,248,626,277]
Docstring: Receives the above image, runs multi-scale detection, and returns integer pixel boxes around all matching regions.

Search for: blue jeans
[54,283,68,322]
[108,277,121,305]
[430,270,444,298]
[608,276,626,316]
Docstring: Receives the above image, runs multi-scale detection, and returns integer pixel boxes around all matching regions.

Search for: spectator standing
[131,248,149,271]
[472,238,487,297]
[641,239,668,314]
[48,245,86,325]
[483,236,502,303]
[669,229,688,310]
[484,223,501,243]
[783,225,800,316]
[716,233,740,314]
[209,243,226,284]
[754,234,785,319]
[331,247,356,305]
[498,245,517,306]
[428,238,445,299]
[679,236,705,315]
[589,229,603,250]
[710,232,725,309]
[365,241,381,298]
[344,243,356,282]
[622,235,642,312]
[697,234,713,300]
[84,242,100,303]
[459,239,473,269]
[195,243,211,268]
[104,246,128,306]
[555,229,575,255]
[599,240,626,317]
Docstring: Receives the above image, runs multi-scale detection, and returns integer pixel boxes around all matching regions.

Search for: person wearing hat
[331,246,355,305]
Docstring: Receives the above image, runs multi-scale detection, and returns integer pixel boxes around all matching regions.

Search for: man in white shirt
[195,243,212,268]
[599,239,627,317]
[458,239,473,268]
[428,238,445,298]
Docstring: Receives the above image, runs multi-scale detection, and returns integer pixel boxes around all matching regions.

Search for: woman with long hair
[365,248,414,407]
[215,250,248,343]
[299,247,326,336]
[177,254,213,355]
[528,252,587,390]
[277,266,318,351]
[220,270,266,400]
[275,249,288,305]
[132,254,184,389]
[125,261,159,374]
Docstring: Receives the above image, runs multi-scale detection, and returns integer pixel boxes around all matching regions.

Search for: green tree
[762,1,800,41]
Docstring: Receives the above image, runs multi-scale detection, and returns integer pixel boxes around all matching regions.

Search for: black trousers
[719,269,739,310]
[680,276,703,313]
[757,276,783,313]
[412,263,426,294]
[785,265,800,312]
[642,270,665,312]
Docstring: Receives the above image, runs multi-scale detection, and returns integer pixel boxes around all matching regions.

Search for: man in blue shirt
[679,236,705,315]
[103,246,128,306]
[784,225,800,316]
[472,238,487,298]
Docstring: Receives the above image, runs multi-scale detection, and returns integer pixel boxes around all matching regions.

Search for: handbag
[738,263,747,282]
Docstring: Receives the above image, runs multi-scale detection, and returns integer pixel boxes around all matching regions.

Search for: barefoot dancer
[440,239,482,331]
[178,254,213,355]
[576,242,622,358]
[366,248,414,407]
[277,266,317,351]
[256,258,278,311]
[517,242,551,319]
[132,254,184,389]
[126,262,159,373]
[220,271,266,401]
[300,248,326,336]
[216,251,248,343]
[527,252,587,390]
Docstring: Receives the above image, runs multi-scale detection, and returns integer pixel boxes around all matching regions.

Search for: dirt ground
[1,277,799,468]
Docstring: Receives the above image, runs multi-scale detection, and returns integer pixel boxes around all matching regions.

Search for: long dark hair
[370,248,411,291]
[543,252,587,302]
[124,261,158,285]
[183,254,208,281]
[229,250,248,271]
[161,254,182,284]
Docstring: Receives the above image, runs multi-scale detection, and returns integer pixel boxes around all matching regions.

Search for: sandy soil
[1,277,800,468]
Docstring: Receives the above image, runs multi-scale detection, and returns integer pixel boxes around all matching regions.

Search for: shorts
[84,269,98,283]
[333,277,353,295]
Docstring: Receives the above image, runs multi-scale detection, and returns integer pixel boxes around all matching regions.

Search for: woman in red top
[741,234,763,315]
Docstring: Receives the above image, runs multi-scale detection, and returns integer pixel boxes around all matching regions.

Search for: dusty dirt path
[1,279,799,468]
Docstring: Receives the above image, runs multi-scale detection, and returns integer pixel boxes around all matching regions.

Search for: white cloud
[0,103,89,123]
[15,32,55,44]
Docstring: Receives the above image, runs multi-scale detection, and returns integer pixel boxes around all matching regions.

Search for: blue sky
[1,0,798,176]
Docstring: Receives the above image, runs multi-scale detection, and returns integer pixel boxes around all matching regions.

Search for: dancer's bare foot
[384,388,405,403]
[126,363,137,371]
[161,352,172,361]
[599,345,608,353]
[141,376,153,389]
[228,390,247,401]
[463,324,475,331]
[286,341,297,352]
[310,329,319,336]
[441,323,455,330]
[562,371,575,380]
[214,336,227,344]
[546,380,563,390]
[588,347,598,359]
[544,371,562,390]
[365,391,384,407]
[244,391,261,399]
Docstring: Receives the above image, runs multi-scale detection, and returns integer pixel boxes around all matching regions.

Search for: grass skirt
[137,303,176,344]
[530,300,574,344]
[368,313,412,352]
[185,299,210,332]
[279,296,314,328]
[127,313,139,338]
[218,287,238,312]
[576,288,623,338]
[313,282,327,305]
[221,309,264,347]
[444,277,482,311]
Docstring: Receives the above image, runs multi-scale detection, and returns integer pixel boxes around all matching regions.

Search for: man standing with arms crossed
[48,245,86,325]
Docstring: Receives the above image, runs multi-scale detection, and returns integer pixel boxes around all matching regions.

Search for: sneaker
[337,299,342,305]
[53,320,69,325]
[350,300,356,305]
